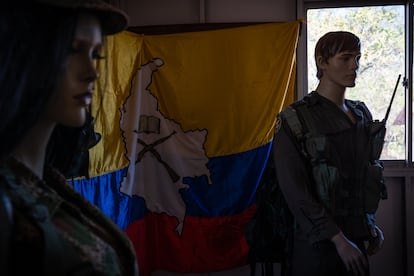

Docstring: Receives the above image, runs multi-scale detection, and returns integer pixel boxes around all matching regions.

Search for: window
[305,4,405,160]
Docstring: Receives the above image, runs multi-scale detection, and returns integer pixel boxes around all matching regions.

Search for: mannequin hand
[331,232,368,276]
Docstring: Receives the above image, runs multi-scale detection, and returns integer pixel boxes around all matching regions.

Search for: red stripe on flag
[125,204,257,276]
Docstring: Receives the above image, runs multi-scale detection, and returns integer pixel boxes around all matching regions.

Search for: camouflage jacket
[0,158,139,276]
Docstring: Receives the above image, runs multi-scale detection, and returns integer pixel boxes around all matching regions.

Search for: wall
[120,0,296,26]
[114,1,408,275]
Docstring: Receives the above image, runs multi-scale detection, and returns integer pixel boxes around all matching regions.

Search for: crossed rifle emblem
[135,130,179,183]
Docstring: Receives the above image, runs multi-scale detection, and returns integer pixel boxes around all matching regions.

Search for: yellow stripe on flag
[142,21,300,157]
[90,31,144,175]
[89,21,300,176]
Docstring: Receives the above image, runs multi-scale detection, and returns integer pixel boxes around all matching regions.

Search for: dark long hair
[0,3,79,160]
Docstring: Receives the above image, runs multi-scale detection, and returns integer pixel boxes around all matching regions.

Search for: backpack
[245,151,294,276]
[245,103,311,276]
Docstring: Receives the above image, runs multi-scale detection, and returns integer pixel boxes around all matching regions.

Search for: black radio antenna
[383,74,401,123]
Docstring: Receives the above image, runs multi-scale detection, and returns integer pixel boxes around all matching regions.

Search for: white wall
[121,0,296,26]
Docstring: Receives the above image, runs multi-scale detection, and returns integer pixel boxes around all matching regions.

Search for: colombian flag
[70,21,301,275]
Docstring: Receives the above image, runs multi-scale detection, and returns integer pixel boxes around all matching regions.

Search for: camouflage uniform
[0,158,139,276]
[273,91,376,276]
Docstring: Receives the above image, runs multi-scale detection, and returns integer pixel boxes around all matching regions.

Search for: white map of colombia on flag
[119,58,211,234]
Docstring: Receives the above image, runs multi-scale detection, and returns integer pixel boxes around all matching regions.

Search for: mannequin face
[318,50,361,89]
[45,13,103,127]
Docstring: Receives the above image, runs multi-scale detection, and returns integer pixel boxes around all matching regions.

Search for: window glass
[307,6,405,160]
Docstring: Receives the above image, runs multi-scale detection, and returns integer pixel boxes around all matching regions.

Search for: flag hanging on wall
[70,21,301,276]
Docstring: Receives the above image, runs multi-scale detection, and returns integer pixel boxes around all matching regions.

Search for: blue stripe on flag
[71,141,271,228]
[181,142,271,217]
[70,167,147,230]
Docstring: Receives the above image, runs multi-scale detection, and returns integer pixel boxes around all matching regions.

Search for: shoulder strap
[280,101,321,160]
[280,102,334,208]
[295,103,318,133]
[281,105,305,140]
[354,100,373,121]
[281,100,320,137]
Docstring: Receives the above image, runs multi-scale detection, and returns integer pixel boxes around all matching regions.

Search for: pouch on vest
[365,119,387,213]
[365,160,386,213]
[312,163,339,209]
[305,133,339,208]
[369,120,386,161]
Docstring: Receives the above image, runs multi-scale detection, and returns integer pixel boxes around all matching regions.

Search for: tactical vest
[280,100,387,222]
[245,98,387,276]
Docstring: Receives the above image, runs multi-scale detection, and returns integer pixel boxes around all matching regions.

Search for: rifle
[370,74,401,160]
